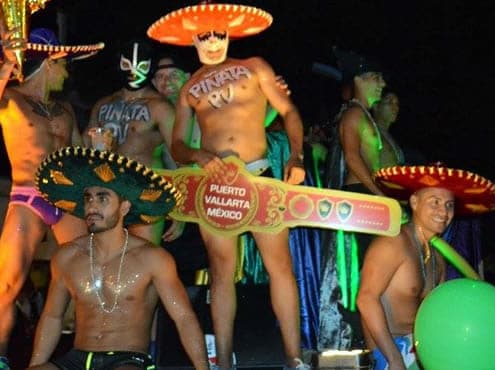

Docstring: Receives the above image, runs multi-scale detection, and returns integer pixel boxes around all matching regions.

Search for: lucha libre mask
[119,41,152,90]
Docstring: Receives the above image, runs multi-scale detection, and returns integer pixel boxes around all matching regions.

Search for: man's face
[152,58,189,101]
[47,58,68,92]
[358,71,386,106]
[120,42,152,89]
[410,187,455,236]
[192,30,229,65]
[83,186,129,233]
[374,92,400,125]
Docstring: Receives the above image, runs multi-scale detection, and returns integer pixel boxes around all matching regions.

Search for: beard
[86,212,120,234]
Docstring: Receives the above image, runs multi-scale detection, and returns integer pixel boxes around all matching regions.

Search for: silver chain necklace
[89,228,129,313]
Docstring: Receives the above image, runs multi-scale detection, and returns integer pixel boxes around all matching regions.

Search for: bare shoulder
[93,90,122,108]
[51,236,89,267]
[0,87,20,107]
[148,91,174,110]
[127,236,174,265]
[240,56,268,66]
[367,229,409,258]
[340,106,365,126]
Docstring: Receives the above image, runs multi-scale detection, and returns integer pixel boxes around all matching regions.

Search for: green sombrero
[35,146,182,225]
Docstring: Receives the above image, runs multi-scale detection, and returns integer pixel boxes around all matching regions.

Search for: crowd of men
[0,3,493,370]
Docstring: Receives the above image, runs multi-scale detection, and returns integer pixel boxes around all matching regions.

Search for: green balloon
[414,279,495,370]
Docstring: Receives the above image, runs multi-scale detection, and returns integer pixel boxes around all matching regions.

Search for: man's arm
[65,103,83,146]
[356,235,407,370]
[150,248,208,370]
[339,108,384,195]
[171,85,226,178]
[154,97,176,152]
[83,98,106,147]
[153,98,187,241]
[254,57,305,185]
[29,252,71,366]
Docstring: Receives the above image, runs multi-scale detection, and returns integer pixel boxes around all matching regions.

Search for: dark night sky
[2,0,495,181]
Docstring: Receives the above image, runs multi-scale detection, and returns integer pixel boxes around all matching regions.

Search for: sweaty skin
[0,56,87,357]
[357,187,451,370]
[86,86,179,244]
[28,187,208,369]
[339,72,387,195]
[87,87,175,167]
[173,57,305,182]
[171,53,306,368]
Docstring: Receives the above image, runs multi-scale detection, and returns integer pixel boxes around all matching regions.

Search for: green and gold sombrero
[35,146,182,225]
[374,165,495,215]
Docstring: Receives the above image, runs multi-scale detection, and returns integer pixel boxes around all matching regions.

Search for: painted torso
[184,58,269,162]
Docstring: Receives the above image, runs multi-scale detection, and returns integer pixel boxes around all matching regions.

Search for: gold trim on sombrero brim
[147,3,273,46]
[26,41,105,60]
[35,146,182,225]
[373,165,495,215]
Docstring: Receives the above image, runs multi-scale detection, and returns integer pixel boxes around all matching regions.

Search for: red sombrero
[147,3,273,46]
[373,165,495,215]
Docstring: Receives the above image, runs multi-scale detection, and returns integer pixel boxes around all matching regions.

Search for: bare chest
[187,64,259,111]
[97,100,155,144]
[2,101,71,143]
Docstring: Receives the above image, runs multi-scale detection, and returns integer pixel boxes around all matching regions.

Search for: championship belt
[157,156,401,237]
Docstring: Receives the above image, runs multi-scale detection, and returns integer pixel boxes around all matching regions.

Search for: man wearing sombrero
[84,36,184,247]
[147,3,308,369]
[26,146,209,369]
[0,28,103,368]
[357,165,495,369]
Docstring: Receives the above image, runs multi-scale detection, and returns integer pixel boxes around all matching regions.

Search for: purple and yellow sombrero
[147,3,273,46]
[373,165,495,215]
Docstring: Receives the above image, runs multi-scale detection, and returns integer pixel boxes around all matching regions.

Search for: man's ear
[409,193,418,212]
[120,199,131,217]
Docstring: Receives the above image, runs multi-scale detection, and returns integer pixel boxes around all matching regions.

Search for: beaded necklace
[89,229,129,314]
[409,223,436,288]
[348,98,383,151]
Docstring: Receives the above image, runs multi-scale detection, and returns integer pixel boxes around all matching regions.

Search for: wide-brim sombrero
[25,27,105,61]
[147,3,273,46]
[35,146,182,225]
[374,165,495,215]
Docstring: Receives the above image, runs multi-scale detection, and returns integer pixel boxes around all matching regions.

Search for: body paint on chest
[97,101,151,144]
[188,65,252,108]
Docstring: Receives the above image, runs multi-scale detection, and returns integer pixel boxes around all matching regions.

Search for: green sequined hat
[35,146,182,225]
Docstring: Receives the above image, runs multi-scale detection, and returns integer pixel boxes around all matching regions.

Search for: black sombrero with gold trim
[374,165,495,215]
[147,3,273,46]
[35,146,182,225]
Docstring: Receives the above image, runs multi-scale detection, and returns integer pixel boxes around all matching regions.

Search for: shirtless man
[357,164,495,370]
[28,148,208,369]
[0,28,103,368]
[151,53,201,151]
[85,38,181,244]
[332,48,388,195]
[148,4,308,369]
[371,91,404,168]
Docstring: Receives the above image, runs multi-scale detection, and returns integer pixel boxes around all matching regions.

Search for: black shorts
[52,349,156,369]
